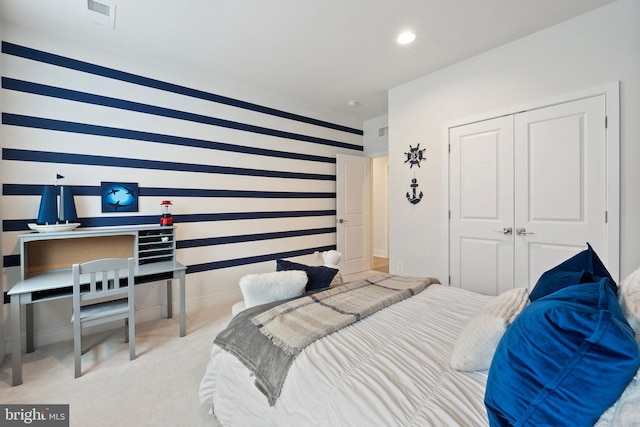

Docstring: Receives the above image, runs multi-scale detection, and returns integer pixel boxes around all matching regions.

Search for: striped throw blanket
[252,274,439,356]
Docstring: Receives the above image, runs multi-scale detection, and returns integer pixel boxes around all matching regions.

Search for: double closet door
[449,95,608,295]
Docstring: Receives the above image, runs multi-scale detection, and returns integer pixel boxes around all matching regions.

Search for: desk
[8,225,187,386]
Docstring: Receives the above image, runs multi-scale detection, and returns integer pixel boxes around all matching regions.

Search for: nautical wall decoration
[406,177,423,205]
[404,143,426,168]
[101,182,139,212]
[27,174,81,233]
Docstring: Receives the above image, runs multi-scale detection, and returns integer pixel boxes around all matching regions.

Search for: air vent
[378,126,389,137]
[87,0,116,28]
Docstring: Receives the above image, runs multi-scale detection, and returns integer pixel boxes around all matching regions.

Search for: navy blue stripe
[3,184,335,199]
[2,79,362,151]
[2,42,362,137]
[2,113,339,162]
[187,245,336,274]
[178,227,335,249]
[2,148,335,181]
[3,230,335,268]
[4,254,20,268]
[3,210,336,232]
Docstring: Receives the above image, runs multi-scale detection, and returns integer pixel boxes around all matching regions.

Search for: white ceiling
[0,0,615,123]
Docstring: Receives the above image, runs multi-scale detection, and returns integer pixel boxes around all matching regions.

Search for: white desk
[8,225,187,386]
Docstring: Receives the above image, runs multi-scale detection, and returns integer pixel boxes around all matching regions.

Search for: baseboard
[373,250,388,258]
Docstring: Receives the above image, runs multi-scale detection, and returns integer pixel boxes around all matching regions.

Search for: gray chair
[72,257,135,378]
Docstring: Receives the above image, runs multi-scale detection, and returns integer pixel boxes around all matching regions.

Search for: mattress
[200,284,495,427]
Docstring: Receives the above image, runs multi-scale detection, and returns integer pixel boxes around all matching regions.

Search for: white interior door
[336,154,371,275]
[449,116,515,295]
[514,95,607,288]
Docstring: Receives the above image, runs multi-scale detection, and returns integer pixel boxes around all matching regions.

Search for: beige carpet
[0,301,232,427]
[0,270,376,426]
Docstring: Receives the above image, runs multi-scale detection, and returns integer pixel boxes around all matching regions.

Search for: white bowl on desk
[28,223,81,233]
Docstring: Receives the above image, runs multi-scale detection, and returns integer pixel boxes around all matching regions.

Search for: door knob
[338,219,348,224]
[516,228,534,235]
[494,227,513,235]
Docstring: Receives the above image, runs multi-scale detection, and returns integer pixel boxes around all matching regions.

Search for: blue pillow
[276,259,338,291]
[529,243,616,301]
[485,278,640,427]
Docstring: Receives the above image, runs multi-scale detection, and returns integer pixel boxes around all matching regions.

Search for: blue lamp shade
[36,185,58,224]
[59,185,78,222]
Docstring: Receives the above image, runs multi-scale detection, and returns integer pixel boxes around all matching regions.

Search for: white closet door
[513,95,607,289]
[449,116,515,295]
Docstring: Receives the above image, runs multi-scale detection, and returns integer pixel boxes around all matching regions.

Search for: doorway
[336,154,389,275]
[372,156,389,273]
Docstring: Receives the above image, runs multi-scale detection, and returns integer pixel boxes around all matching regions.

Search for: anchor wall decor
[406,177,423,205]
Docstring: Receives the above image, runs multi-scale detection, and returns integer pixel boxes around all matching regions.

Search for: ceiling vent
[378,126,389,137]
[86,0,116,28]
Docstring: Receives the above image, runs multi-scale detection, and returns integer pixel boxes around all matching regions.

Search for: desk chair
[72,257,135,378]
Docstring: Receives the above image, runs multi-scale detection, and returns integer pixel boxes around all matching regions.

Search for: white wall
[388,0,640,281]
[0,22,363,351]
[371,156,388,258]
[363,115,388,157]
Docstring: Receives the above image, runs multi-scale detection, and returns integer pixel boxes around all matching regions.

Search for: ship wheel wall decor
[404,143,426,168]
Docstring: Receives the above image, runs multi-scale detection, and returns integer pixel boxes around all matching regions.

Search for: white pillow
[239,270,307,308]
[450,312,507,371]
[450,287,529,371]
[618,266,640,344]
[619,267,640,322]
[595,368,640,427]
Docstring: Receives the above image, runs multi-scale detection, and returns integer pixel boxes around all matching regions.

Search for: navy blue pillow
[276,259,338,291]
[529,243,616,301]
[485,278,640,427]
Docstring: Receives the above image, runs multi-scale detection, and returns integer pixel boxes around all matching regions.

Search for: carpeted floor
[0,270,378,426]
[0,301,232,427]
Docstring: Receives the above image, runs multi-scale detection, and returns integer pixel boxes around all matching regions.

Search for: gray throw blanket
[214,295,298,406]
[253,274,437,356]
[214,274,438,406]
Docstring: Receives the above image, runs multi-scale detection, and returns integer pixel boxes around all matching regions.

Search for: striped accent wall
[1,41,362,312]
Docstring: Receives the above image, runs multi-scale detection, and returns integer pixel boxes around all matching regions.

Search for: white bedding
[200,282,640,426]
[200,284,494,427]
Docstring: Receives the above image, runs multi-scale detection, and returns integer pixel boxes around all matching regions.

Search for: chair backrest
[72,257,135,304]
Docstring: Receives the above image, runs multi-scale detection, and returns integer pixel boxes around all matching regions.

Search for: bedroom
[1,0,640,425]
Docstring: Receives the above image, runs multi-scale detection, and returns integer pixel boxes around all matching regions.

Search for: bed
[200,249,640,427]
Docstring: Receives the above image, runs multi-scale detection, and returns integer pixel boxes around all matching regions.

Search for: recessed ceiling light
[397,31,416,45]
[347,100,359,107]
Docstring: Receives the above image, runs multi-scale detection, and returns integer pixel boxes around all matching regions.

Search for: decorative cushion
[619,266,640,345]
[485,278,640,427]
[620,266,640,322]
[450,288,529,371]
[239,270,307,309]
[276,259,339,291]
[529,243,616,302]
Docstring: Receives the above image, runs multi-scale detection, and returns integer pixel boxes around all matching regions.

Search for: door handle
[494,227,513,235]
[338,219,348,224]
[516,228,534,236]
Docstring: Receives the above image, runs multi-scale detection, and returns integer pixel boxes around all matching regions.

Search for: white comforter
[200,284,495,427]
